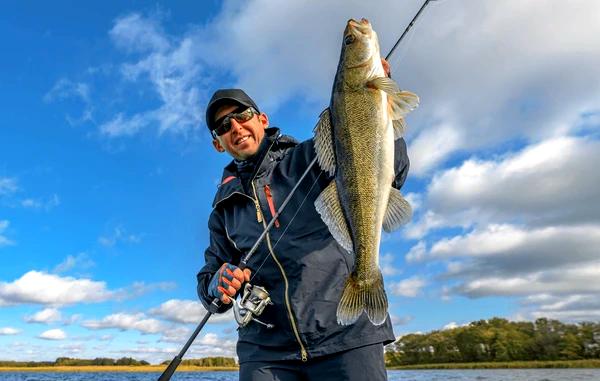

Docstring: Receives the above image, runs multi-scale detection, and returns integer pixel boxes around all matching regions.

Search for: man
[197,86,409,380]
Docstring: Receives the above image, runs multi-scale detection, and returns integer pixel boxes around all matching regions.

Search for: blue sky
[1,0,599,364]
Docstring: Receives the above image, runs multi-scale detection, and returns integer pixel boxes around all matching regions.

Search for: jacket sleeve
[393,137,410,190]
[196,208,241,313]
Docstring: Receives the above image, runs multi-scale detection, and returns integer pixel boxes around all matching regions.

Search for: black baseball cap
[205,89,260,132]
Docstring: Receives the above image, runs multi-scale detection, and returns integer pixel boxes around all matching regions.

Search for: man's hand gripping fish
[313,18,419,326]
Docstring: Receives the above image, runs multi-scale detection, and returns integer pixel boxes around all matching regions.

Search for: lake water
[0,369,599,381]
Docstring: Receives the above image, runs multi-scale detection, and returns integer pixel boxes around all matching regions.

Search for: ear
[258,112,269,129]
[212,137,226,153]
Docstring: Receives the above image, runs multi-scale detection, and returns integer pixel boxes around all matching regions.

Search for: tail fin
[336,271,388,326]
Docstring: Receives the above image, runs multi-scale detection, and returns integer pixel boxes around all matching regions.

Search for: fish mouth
[346,18,372,37]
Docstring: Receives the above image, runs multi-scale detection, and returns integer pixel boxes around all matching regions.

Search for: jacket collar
[212,127,298,208]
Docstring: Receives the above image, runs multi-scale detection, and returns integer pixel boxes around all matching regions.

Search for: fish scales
[313,18,418,326]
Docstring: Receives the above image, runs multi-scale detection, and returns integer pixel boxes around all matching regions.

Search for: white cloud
[21,194,60,211]
[129,281,177,298]
[43,79,93,125]
[150,299,234,324]
[390,315,413,326]
[199,0,600,165]
[0,327,21,335]
[99,113,147,138]
[24,308,62,323]
[405,241,427,263]
[44,79,90,103]
[442,322,459,330]
[455,263,600,298]
[98,13,203,138]
[0,220,15,247]
[0,271,115,306]
[389,276,426,297]
[98,226,142,247]
[442,321,468,330]
[158,326,192,343]
[188,333,237,358]
[53,252,95,274]
[409,136,600,238]
[39,328,67,340]
[409,123,462,176]
[82,312,165,334]
[380,253,401,276]
[520,293,600,322]
[0,177,18,196]
[424,224,600,277]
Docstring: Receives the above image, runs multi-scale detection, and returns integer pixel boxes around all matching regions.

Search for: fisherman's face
[212,104,269,161]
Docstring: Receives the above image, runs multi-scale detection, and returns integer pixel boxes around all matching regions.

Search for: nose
[230,118,244,134]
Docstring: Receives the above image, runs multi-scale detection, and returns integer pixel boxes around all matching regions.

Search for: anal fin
[383,187,412,232]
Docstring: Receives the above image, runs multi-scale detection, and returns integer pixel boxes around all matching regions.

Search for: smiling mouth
[235,135,251,145]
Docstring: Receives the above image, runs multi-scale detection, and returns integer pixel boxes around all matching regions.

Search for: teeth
[236,136,249,145]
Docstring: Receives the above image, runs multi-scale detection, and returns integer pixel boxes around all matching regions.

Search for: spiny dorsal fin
[314,181,353,253]
[383,187,412,232]
[313,108,336,177]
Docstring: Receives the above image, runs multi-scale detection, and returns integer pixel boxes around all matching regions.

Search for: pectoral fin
[389,90,419,120]
[368,78,419,140]
[367,76,400,95]
[314,181,353,253]
[313,108,336,177]
[383,187,412,232]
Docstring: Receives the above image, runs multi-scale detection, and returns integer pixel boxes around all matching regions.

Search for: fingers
[381,58,391,77]
[212,263,253,304]
[231,268,246,283]
[243,268,252,282]
[220,291,232,304]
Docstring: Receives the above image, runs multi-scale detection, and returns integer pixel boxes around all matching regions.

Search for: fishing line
[249,170,324,283]
[158,2,440,379]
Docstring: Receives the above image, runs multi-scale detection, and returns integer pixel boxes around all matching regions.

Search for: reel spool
[233,283,274,329]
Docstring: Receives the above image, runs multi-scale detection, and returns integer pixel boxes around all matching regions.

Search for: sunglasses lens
[213,108,256,136]
[214,118,232,136]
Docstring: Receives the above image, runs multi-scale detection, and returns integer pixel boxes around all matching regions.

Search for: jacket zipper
[214,191,262,224]
[252,191,263,224]
[263,185,280,228]
[252,181,308,362]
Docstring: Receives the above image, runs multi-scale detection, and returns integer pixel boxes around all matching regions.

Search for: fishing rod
[158,2,436,380]
[158,156,317,381]
[385,0,438,61]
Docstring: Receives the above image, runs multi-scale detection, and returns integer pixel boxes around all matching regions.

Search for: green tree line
[0,356,238,368]
[161,357,237,367]
[385,317,600,366]
[0,357,150,367]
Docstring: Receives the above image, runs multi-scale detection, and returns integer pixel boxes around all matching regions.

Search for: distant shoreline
[388,359,600,370]
[0,365,239,372]
[2,360,600,372]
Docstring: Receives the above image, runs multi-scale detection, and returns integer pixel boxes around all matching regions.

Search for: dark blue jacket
[197,127,409,363]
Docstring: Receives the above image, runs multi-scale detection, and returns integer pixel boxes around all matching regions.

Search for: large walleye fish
[313,18,418,326]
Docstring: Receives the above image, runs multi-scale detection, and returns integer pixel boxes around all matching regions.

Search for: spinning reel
[233,283,274,329]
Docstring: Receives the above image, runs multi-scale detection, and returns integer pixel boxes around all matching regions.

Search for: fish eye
[344,34,355,45]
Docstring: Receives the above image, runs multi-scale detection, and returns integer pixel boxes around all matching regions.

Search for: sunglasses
[212,107,258,137]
